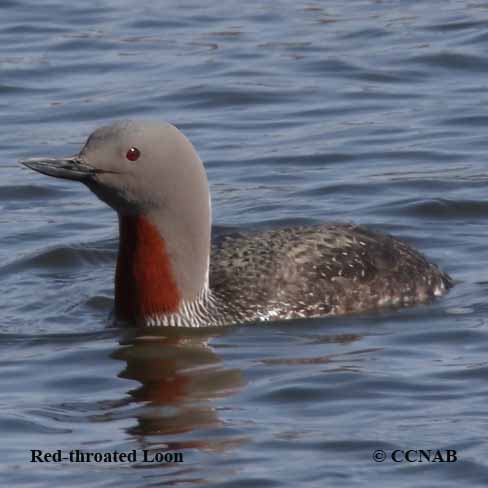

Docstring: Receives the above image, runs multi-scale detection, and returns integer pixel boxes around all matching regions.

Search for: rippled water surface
[3,0,488,486]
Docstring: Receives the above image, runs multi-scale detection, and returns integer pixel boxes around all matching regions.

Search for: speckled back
[209,224,452,324]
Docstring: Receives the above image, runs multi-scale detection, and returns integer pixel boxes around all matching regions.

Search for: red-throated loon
[20,120,452,327]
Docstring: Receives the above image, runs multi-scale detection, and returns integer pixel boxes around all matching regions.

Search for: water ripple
[3,0,488,487]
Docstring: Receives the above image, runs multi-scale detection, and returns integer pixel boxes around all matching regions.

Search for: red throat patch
[115,215,181,323]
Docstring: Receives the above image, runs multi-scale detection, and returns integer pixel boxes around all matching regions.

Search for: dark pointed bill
[19,157,98,181]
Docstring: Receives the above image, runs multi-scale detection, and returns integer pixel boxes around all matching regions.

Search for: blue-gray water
[2,0,488,486]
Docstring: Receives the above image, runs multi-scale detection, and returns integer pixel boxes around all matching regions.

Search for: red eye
[126,147,140,161]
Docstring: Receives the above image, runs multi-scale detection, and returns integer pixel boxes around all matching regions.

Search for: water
[2,0,488,486]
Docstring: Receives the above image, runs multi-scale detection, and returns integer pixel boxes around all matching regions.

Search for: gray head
[21,120,212,310]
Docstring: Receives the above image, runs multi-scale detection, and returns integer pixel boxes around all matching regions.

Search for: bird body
[21,120,452,328]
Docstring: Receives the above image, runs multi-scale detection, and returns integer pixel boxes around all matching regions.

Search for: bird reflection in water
[112,329,246,452]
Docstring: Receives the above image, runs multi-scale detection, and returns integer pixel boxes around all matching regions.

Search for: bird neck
[114,210,211,325]
[114,215,181,323]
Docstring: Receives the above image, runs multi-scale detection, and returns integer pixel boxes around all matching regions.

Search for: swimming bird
[20,120,452,327]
